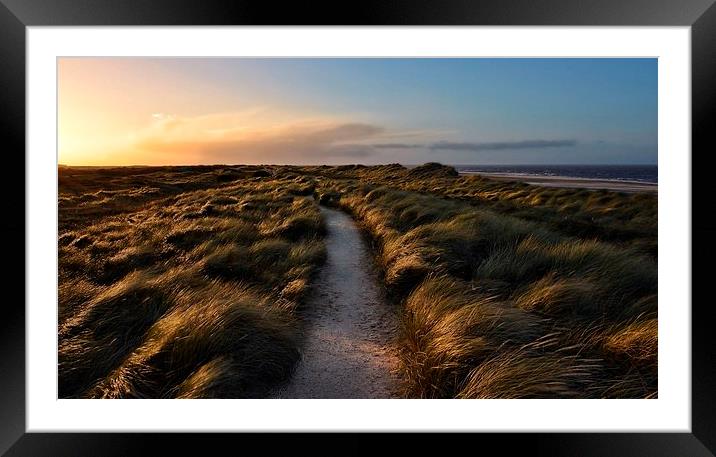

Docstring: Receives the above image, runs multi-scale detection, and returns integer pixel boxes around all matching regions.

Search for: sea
[453,164,658,184]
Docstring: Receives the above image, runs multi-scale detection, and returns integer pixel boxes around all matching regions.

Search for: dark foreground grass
[315,164,657,398]
[59,166,325,398]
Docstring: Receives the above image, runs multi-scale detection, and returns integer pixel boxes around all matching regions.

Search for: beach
[462,172,658,193]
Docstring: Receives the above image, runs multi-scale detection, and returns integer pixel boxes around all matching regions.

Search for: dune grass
[314,164,657,398]
[59,166,326,398]
[59,162,657,399]
[304,162,657,256]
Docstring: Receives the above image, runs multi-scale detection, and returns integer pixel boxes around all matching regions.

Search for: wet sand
[462,172,658,193]
[271,206,400,398]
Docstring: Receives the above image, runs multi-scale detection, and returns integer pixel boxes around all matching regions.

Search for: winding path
[272,206,400,398]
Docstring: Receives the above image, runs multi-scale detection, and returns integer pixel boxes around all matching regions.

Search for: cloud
[371,143,423,149]
[125,112,388,163]
[429,139,577,152]
[115,110,579,165]
[367,139,577,152]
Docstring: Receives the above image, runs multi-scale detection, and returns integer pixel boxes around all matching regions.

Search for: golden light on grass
[59,163,657,398]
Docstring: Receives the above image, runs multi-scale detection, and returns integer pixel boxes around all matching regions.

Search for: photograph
[57,57,658,400]
[3,0,712,451]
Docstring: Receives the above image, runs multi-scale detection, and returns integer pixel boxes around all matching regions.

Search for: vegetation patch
[59,163,657,398]
[315,166,657,398]
[59,166,327,398]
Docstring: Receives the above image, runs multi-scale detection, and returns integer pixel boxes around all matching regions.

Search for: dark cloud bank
[372,139,577,151]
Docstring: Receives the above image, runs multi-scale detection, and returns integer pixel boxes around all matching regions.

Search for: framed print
[3,0,715,455]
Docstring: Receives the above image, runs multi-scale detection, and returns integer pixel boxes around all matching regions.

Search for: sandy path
[272,206,400,398]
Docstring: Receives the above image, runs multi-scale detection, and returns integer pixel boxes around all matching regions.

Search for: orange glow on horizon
[57,59,409,166]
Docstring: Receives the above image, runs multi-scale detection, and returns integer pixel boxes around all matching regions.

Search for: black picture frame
[2,0,714,455]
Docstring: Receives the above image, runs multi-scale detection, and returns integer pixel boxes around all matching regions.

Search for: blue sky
[59,58,657,166]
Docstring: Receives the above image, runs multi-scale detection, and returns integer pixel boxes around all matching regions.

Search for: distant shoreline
[461,171,658,193]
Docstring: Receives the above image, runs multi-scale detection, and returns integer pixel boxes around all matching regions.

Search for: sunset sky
[58,58,657,166]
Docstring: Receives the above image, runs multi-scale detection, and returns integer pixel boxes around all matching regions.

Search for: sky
[58,58,657,166]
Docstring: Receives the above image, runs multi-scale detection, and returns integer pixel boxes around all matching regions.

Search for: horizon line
[57,162,658,168]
